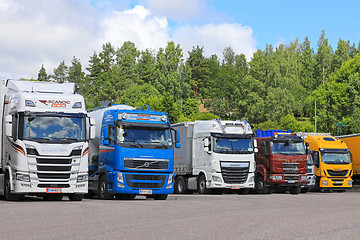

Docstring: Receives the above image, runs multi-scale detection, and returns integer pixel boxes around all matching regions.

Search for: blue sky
[1,0,359,79]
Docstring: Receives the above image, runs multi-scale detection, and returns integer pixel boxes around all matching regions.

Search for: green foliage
[37,32,360,134]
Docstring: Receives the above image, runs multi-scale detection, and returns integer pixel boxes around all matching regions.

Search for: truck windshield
[321,152,351,164]
[117,126,173,149]
[213,137,253,154]
[271,142,306,155]
[20,115,85,142]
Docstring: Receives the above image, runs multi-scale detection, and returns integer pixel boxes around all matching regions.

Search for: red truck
[255,133,308,194]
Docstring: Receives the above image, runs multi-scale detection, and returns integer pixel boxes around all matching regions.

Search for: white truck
[173,119,256,194]
[0,80,94,201]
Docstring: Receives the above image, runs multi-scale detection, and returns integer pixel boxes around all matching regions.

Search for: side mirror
[88,117,95,140]
[103,140,110,145]
[175,142,181,148]
[176,130,180,143]
[5,115,12,137]
[305,142,310,155]
[253,139,258,153]
[204,137,211,153]
[103,127,109,140]
[313,151,320,167]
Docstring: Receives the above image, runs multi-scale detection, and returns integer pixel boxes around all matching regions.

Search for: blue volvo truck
[88,104,180,200]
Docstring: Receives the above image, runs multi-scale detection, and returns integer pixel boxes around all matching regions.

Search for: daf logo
[144,162,150,167]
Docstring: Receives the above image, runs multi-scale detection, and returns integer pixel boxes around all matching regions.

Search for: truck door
[100,125,116,168]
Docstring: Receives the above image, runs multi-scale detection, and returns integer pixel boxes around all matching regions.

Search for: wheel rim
[100,181,106,198]
[257,180,264,190]
[177,180,183,193]
[5,179,10,197]
[199,177,205,193]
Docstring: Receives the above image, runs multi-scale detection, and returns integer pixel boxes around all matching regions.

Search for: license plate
[139,189,152,195]
[334,181,342,184]
[231,185,240,189]
[46,188,62,193]
[288,180,296,183]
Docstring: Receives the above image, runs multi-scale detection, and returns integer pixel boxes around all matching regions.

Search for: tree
[315,30,333,85]
[68,57,85,94]
[52,60,68,83]
[332,39,351,71]
[186,46,210,98]
[38,65,50,82]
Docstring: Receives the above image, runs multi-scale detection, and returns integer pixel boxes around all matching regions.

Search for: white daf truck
[173,119,256,194]
[0,80,94,201]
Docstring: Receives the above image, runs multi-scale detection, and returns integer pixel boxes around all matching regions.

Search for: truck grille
[283,163,299,174]
[125,174,167,189]
[331,179,344,186]
[220,161,249,184]
[124,158,169,170]
[327,170,348,177]
[35,157,73,181]
[284,175,299,181]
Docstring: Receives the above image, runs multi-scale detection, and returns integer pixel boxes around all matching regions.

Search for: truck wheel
[300,187,309,193]
[99,175,113,200]
[255,175,268,194]
[154,194,168,200]
[238,188,250,195]
[174,176,186,194]
[4,174,21,201]
[197,174,208,194]
[290,186,301,195]
[68,194,83,201]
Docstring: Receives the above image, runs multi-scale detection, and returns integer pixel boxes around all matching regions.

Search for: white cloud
[146,0,203,20]
[173,23,257,60]
[100,5,170,51]
[0,0,101,79]
[0,1,256,79]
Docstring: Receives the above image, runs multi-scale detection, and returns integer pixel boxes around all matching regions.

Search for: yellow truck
[337,134,360,184]
[305,135,352,191]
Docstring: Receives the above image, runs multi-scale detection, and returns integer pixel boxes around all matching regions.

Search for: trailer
[0,80,94,201]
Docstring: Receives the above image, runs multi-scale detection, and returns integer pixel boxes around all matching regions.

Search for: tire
[197,174,208,194]
[174,176,186,194]
[238,188,250,195]
[255,175,269,194]
[154,194,168,200]
[290,186,301,195]
[98,175,113,200]
[4,174,21,201]
[300,187,309,193]
[68,194,83,201]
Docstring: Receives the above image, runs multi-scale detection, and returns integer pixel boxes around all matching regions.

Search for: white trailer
[0,80,94,201]
[173,119,256,194]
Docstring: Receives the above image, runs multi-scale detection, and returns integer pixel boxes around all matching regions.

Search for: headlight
[301,175,307,181]
[167,174,173,184]
[117,172,124,183]
[269,175,283,181]
[348,180,352,186]
[248,176,254,182]
[322,180,328,186]
[212,175,222,182]
[77,174,88,182]
[16,173,30,182]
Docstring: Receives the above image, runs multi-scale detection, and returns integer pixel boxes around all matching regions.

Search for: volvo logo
[144,162,150,167]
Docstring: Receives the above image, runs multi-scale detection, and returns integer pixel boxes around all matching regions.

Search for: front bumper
[207,172,255,189]
[12,179,88,195]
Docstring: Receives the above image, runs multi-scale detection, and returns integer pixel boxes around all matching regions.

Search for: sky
[1,0,359,79]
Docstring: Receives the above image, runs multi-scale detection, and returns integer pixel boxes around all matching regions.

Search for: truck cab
[305,135,352,191]
[0,80,94,201]
[255,133,308,194]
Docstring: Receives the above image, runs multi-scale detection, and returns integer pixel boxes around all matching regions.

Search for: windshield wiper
[147,141,168,148]
[123,140,143,148]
